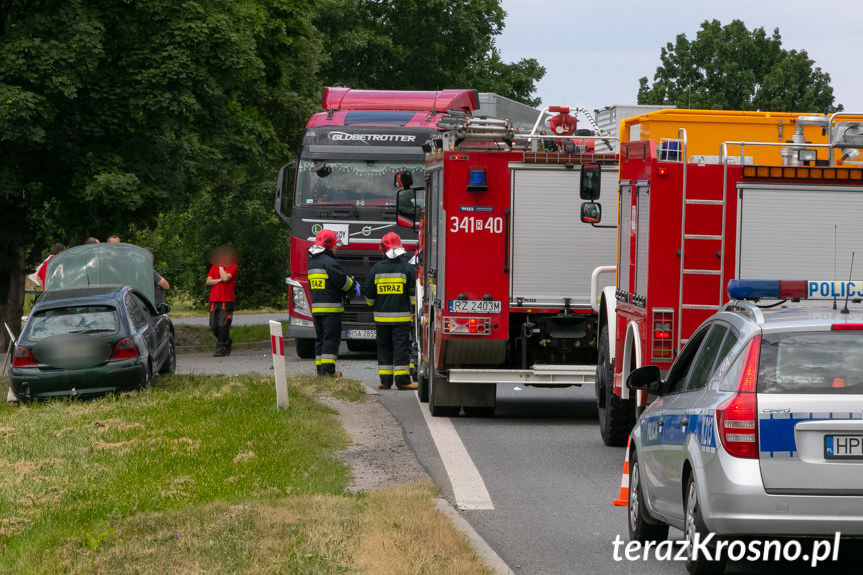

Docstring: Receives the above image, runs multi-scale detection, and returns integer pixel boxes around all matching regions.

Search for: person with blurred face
[205,246,239,357]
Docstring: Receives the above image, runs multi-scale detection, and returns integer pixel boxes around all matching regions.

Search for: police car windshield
[295,160,424,207]
[758,330,863,394]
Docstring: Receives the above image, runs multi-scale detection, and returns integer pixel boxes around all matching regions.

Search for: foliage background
[1,6,844,341]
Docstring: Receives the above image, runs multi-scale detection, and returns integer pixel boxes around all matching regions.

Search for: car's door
[125,292,159,370]
[647,324,711,516]
[662,323,738,519]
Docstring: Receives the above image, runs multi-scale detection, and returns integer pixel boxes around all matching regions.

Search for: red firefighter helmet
[315,229,341,249]
[380,232,402,252]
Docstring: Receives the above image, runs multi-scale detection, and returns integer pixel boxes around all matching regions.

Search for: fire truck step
[682,269,721,275]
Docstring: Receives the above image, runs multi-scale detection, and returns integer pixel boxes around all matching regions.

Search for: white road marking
[416,393,494,510]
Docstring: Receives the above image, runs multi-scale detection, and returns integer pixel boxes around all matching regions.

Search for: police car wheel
[627,451,669,543]
[684,474,727,575]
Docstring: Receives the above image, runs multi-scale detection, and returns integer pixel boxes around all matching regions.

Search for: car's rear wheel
[295,338,315,359]
[628,451,669,543]
[160,335,177,374]
[684,474,727,575]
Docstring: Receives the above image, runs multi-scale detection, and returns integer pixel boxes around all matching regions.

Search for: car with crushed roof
[10,243,175,400]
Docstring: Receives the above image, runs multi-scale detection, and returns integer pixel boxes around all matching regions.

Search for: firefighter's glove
[352,278,361,297]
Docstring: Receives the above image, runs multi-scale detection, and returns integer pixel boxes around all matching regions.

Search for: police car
[625,279,863,574]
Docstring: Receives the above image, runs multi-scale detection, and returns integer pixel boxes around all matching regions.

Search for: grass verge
[0,374,493,575]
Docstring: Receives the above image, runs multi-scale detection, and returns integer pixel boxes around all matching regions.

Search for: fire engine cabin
[595,111,863,446]
[398,110,620,417]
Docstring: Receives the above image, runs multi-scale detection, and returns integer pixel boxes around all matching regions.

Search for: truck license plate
[346,329,376,340]
[825,435,863,458]
[448,300,501,313]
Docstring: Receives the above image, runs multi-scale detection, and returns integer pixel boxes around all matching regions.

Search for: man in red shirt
[206,246,239,357]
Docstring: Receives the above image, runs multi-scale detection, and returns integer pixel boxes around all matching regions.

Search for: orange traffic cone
[612,436,631,507]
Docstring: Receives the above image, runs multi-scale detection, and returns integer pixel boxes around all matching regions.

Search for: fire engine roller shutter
[617,182,631,296]
[510,165,619,307]
[634,181,650,300]
[736,183,863,280]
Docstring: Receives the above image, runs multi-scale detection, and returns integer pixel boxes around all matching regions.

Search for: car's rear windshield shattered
[28,306,118,341]
[759,330,863,394]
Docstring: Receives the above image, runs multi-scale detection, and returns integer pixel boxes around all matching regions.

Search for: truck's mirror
[396,189,417,228]
[626,365,663,395]
[580,202,601,224]
[580,163,601,200]
[394,171,413,189]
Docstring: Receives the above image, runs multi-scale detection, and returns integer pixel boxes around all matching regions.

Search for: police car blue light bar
[727,279,863,300]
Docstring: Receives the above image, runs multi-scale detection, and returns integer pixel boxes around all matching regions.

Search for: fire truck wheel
[429,369,459,417]
[596,326,635,447]
[295,338,315,359]
[417,361,429,403]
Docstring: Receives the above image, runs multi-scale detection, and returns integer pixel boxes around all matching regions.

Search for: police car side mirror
[580,202,601,224]
[627,365,663,395]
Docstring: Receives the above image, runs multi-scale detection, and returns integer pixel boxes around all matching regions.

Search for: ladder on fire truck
[674,129,729,349]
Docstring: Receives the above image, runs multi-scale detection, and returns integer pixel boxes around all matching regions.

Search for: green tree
[314,0,545,106]
[637,19,841,112]
[0,0,320,344]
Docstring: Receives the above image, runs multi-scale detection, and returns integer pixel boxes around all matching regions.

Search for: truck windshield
[295,159,424,206]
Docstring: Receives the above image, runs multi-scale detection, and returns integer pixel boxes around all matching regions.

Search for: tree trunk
[0,242,26,350]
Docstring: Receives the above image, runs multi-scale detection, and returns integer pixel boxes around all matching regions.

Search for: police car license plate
[824,435,863,458]
[346,329,376,340]
[448,300,501,313]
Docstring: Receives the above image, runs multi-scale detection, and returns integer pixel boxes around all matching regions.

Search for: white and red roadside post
[269,320,289,409]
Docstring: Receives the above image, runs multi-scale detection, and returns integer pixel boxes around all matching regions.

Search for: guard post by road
[269,320,289,409]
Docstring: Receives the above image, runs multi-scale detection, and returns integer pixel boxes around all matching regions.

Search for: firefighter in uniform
[308,229,355,377]
[363,232,417,390]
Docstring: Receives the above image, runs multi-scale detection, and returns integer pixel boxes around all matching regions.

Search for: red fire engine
[397,109,619,416]
[594,110,863,446]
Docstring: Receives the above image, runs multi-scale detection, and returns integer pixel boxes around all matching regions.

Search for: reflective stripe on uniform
[374,273,407,283]
[365,297,375,306]
[312,305,345,313]
[374,312,412,322]
[342,276,354,291]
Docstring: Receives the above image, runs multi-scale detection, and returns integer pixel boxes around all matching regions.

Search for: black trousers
[209,301,234,354]
[376,322,412,388]
[313,313,342,375]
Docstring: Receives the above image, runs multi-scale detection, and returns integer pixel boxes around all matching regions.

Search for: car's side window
[664,326,710,394]
[125,293,148,331]
[686,324,729,391]
[133,294,155,321]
